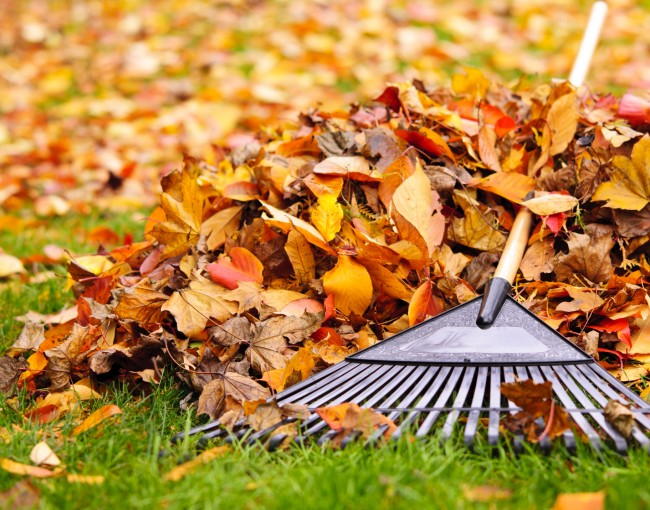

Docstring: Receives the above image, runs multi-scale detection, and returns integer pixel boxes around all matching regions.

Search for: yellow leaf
[200,206,243,251]
[72,404,122,436]
[323,255,373,315]
[310,194,344,242]
[360,260,413,302]
[547,91,578,156]
[163,446,230,482]
[452,68,490,99]
[284,229,316,284]
[392,164,444,256]
[0,458,54,478]
[592,135,650,210]
[66,474,105,484]
[448,192,506,252]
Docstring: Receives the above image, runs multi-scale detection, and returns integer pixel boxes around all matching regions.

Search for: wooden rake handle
[476,1,608,329]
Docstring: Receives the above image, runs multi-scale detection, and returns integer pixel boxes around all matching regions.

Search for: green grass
[2,210,650,509]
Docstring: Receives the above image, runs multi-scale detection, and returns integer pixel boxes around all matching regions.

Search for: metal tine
[275,361,355,401]
[199,423,250,448]
[464,366,488,449]
[391,366,451,440]
[172,418,225,443]
[487,366,501,447]
[552,365,628,454]
[276,362,376,405]
[577,364,650,437]
[503,366,524,452]
[414,366,467,438]
[439,367,476,441]
[193,418,247,445]
[528,366,576,452]
[515,366,551,453]
[539,365,603,451]
[317,429,339,446]
[299,365,415,437]
[341,430,362,449]
[266,434,289,452]
[566,365,650,450]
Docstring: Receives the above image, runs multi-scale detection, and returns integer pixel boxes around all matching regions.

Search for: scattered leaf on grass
[0,458,55,478]
[66,474,105,485]
[163,446,230,482]
[29,442,61,467]
[72,404,122,436]
[462,484,512,502]
[551,491,605,510]
[0,480,41,509]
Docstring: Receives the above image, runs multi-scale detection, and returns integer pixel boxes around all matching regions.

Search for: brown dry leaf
[0,356,29,396]
[478,125,501,171]
[200,206,243,251]
[72,404,122,436]
[162,279,237,338]
[603,400,634,439]
[553,231,614,284]
[114,281,168,324]
[392,164,444,256]
[29,442,61,467]
[500,379,571,442]
[7,322,46,356]
[198,373,270,420]
[315,402,397,441]
[520,239,555,280]
[284,229,316,284]
[547,91,578,156]
[163,446,230,482]
[323,255,373,316]
[0,458,54,478]
[592,135,650,210]
[551,492,604,510]
[149,163,203,259]
[556,287,604,313]
[44,323,89,391]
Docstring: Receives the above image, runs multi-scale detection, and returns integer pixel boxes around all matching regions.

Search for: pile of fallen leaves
[3,70,650,430]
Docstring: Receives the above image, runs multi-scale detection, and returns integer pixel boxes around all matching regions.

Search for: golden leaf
[72,404,122,436]
[448,192,506,252]
[310,194,344,242]
[547,91,578,155]
[470,172,535,204]
[592,135,650,210]
[163,446,230,482]
[200,206,243,251]
[284,229,316,284]
[323,255,373,315]
[451,68,490,99]
[478,125,501,171]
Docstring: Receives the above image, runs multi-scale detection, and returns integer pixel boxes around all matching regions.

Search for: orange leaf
[408,281,442,326]
[590,318,631,348]
[206,247,264,290]
[163,446,230,482]
[0,458,54,478]
[551,492,604,510]
[470,172,535,204]
[322,256,373,316]
[72,404,122,436]
[315,403,349,431]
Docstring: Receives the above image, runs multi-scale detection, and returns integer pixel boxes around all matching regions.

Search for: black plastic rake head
[174,297,650,455]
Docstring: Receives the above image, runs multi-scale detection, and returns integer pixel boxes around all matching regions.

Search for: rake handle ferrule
[476,207,532,329]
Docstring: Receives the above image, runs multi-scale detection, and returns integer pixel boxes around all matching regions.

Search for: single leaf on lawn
[284,229,316,284]
[0,254,25,277]
[200,206,243,251]
[547,91,578,155]
[163,446,230,482]
[551,492,604,510]
[72,404,122,436]
[310,194,344,242]
[29,442,60,467]
[162,279,237,337]
[470,172,535,204]
[0,459,54,478]
[592,135,650,210]
[392,164,445,256]
[323,255,373,316]
[206,247,264,290]
[66,474,105,485]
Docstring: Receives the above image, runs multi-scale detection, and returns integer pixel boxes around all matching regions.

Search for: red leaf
[395,129,445,157]
[206,247,264,289]
[311,327,344,346]
[591,318,632,348]
[545,212,565,235]
[373,86,402,112]
[324,294,335,321]
[618,93,650,127]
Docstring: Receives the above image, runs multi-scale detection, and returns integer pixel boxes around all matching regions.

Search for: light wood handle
[493,207,533,285]
[569,1,608,88]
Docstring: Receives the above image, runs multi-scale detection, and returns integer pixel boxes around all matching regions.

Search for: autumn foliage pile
[3,72,650,425]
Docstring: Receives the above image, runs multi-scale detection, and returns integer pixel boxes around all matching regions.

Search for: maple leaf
[592,135,650,210]
[114,280,168,324]
[148,162,203,259]
[162,279,237,338]
[0,356,29,396]
[198,372,270,420]
[553,229,614,285]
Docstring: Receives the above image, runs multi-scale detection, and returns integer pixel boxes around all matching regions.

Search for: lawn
[1,211,649,510]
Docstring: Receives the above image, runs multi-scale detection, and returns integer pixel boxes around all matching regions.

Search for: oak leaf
[323,255,373,316]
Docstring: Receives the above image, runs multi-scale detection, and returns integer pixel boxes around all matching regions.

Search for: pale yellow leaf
[0,254,25,277]
[66,474,105,484]
[323,255,373,315]
[29,442,60,467]
[523,193,579,216]
[0,458,54,478]
[200,206,243,251]
[547,91,578,156]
